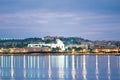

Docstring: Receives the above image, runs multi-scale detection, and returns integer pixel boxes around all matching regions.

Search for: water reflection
[48,55,51,79]
[82,55,87,80]
[0,55,120,80]
[96,55,99,80]
[72,55,76,79]
[108,55,111,80]
[23,55,26,79]
[11,56,14,80]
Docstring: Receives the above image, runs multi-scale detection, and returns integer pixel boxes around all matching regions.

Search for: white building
[28,39,65,51]
[65,44,88,49]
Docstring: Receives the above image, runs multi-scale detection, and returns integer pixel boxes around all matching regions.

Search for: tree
[52,47,60,52]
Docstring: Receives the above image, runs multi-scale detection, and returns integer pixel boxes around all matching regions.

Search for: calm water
[0,54,120,80]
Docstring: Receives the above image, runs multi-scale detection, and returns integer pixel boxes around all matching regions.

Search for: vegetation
[0,37,43,48]
[52,47,61,52]
[0,36,120,49]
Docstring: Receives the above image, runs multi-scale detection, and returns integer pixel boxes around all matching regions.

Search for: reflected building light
[34,56,35,68]
[119,56,120,75]
[37,56,40,78]
[43,58,45,68]
[76,56,79,69]
[72,55,76,80]
[108,55,111,80]
[11,55,14,80]
[72,55,75,71]
[8,57,10,68]
[2,56,4,68]
[19,56,21,67]
[5,56,6,68]
[96,55,99,80]
[24,56,26,69]
[24,70,26,79]
[28,56,30,69]
[65,56,68,68]
[23,69,26,79]
[7,57,9,68]
[58,68,64,79]
[81,56,83,68]
[57,55,64,79]
[4,57,6,68]
[65,56,69,78]
[9,56,11,68]
[0,56,2,79]
[4,56,6,68]
[118,56,120,68]
[48,55,51,79]
[57,55,64,68]
[30,56,33,68]
[23,55,26,79]
[18,56,20,68]
[82,55,87,80]
[37,56,39,69]
[1,56,3,68]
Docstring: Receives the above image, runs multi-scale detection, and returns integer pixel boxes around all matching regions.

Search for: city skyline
[0,0,120,40]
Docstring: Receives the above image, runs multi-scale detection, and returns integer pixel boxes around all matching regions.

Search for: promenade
[0,48,119,55]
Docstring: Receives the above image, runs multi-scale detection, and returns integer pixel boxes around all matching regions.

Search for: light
[83,49,87,53]
[95,49,99,53]
[72,49,75,53]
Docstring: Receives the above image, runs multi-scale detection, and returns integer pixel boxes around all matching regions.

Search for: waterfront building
[26,48,52,52]
[93,48,119,53]
[65,44,88,49]
[28,39,65,51]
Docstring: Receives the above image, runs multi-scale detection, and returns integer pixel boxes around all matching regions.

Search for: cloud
[0,11,80,27]
[82,31,103,35]
[1,10,119,27]
[0,10,120,40]
[0,11,119,30]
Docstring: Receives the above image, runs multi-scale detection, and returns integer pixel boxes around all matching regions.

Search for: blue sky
[0,0,120,40]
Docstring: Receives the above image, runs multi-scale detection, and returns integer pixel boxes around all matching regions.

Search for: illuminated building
[28,39,65,51]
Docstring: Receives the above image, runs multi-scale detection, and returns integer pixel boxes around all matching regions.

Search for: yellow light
[10,48,14,53]
[72,49,75,53]
[83,49,86,53]
[95,49,99,53]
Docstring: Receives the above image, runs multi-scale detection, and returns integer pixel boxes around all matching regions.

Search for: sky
[0,0,120,40]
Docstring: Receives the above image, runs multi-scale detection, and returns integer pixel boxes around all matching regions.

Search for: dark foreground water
[0,54,120,80]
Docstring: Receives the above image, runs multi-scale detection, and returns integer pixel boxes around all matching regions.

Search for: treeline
[0,37,120,49]
[0,38,43,48]
[0,37,89,48]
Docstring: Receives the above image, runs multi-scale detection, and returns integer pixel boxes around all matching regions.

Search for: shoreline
[0,52,119,56]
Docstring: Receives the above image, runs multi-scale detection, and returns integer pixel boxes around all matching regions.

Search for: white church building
[28,39,65,51]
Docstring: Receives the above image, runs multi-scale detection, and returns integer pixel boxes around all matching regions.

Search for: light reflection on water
[0,55,120,80]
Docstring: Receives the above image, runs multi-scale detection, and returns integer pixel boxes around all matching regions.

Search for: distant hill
[0,36,120,48]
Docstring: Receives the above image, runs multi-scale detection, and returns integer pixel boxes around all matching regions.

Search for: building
[65,44,88,49]
[28,39,65,51]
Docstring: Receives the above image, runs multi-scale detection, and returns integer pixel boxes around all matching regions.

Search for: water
[0,54,120,80]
